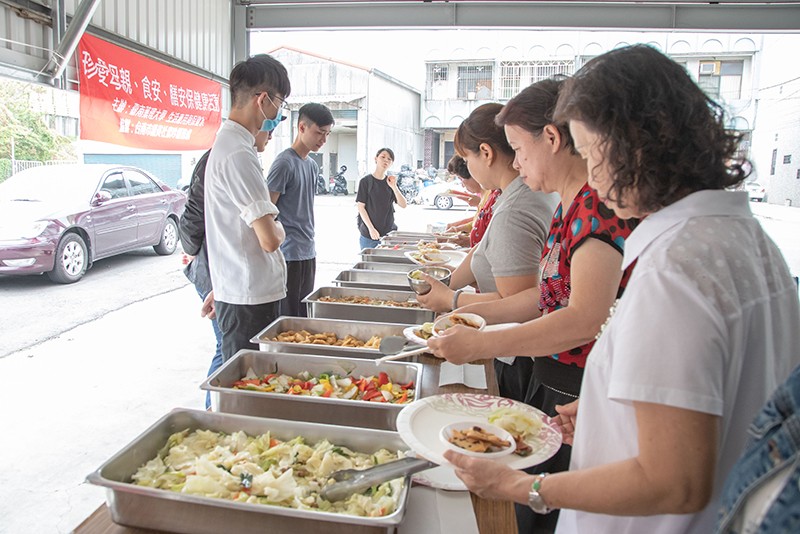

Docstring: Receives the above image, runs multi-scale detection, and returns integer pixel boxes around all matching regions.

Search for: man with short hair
[203,54,291,362]
[267,103,334,316]
[180,128,275,408]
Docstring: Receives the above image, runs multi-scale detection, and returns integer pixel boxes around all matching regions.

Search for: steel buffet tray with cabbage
[87,409,412,534]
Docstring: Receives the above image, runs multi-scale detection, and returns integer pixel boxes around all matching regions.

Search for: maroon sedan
[0,164,186,283]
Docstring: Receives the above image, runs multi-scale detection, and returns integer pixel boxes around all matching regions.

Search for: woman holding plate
[440,45,800,534]
[427,77,637,533]
[418,103,556,404]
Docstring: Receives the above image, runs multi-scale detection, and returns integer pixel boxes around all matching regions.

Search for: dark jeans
[215,300,280,363]
[279,258,316,317]
[515,358,583,534]
[196,287,223,410]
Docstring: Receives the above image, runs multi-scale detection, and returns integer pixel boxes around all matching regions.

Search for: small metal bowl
[407,266,452,295]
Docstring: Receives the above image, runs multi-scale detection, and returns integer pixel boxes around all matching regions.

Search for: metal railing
[0,159,78,182]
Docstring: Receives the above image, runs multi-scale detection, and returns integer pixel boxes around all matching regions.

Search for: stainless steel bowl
[407,266,452,295]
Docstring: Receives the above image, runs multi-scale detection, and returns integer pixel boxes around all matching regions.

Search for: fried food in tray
[272,329,382,349]
[448,426,512,453]
[317,295,420,308]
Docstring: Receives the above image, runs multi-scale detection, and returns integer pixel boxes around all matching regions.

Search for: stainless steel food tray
[202,350,423,430]
[304,287,435,325]
[334,269,412,291]
[352,261,418,273]
[87,409,410,534]
[361,248,414,264]
[386,231,437,239]
[253,316,410,358]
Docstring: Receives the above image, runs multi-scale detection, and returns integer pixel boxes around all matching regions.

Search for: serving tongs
[374,336,430,364]
[320,456,437,502]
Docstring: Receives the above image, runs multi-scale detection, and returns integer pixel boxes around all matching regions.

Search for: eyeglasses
[256,92,287,114]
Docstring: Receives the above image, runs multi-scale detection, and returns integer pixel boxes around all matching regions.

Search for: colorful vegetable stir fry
[132,429,404,516]
[232,369,415,404]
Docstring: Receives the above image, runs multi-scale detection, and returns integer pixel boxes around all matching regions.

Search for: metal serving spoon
[320,456,437,502]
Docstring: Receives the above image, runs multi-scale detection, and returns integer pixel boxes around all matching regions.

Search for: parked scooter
[329,165,349,195]
[397,164,420,204]
[315,172,328,195]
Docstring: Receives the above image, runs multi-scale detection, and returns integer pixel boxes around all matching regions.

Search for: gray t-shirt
[267,148,317,261]
[470,176,556,293]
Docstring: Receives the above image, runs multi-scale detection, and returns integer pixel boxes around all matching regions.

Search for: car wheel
[154,218,179,255]
[434,195,453,210]
[47,233,87,284]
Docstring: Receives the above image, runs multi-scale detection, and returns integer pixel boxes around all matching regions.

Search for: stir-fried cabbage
[488,407,541,438]
[131,429,405,518]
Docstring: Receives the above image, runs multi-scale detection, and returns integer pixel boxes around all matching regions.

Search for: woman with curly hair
[441,45,800,534]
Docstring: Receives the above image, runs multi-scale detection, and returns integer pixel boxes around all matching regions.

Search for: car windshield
[0,166,99,203]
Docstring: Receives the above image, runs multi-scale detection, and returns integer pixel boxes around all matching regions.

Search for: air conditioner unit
[700,61,721,75]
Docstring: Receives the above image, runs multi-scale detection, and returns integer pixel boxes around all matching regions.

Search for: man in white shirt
[203,54,291,362]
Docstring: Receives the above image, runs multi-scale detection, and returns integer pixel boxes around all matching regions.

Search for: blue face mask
[260,113,283,133]
[259,96,284,132]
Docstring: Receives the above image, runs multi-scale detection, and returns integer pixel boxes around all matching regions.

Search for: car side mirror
[92,191,113,205]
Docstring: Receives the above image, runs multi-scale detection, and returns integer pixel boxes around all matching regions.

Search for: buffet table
[73,353,518,534]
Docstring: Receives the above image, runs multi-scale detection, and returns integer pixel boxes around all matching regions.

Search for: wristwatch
[528,473,552,514]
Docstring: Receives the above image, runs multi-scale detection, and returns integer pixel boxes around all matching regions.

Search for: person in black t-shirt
[355,147,407,249]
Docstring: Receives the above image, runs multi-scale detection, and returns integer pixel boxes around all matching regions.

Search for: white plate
[403,325,432,346]
[404,249,467,267]
[440,421,515,458]
[412,465,468,491]
[404,321,516,346]
[432,313,486,336]
[396,393,562,470]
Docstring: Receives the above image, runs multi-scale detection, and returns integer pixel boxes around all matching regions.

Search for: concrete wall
[365,74,422,176]
[750,35,800,207]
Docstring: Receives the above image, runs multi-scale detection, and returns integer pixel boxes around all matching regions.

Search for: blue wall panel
[83,154,182,188]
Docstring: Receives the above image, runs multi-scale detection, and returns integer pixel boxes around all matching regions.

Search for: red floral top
[469,189,501,247]
[539,183,638,367]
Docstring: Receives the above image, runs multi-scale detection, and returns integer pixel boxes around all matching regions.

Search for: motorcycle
[397,164,420,204]
[315,172,328,195]
[329,165,349,196]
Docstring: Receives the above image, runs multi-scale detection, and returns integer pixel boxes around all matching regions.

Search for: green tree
[0,79,75,163]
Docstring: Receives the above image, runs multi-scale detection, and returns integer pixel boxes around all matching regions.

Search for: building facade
[422,32,760,176]
[269,47,423,192]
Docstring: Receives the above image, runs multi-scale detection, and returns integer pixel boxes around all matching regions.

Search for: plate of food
[404,249,467,267]
[396,393,562,470]
[403,323,434,345]
[432,313,486,336]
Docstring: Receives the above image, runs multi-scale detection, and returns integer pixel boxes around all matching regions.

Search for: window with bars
[431,64,448,82]
[698,60,744,100]
[457,65,493,99]
[426,64,450,99]
[498,60,575,100]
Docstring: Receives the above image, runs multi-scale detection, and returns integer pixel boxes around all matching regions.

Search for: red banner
[78,34,222,150]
